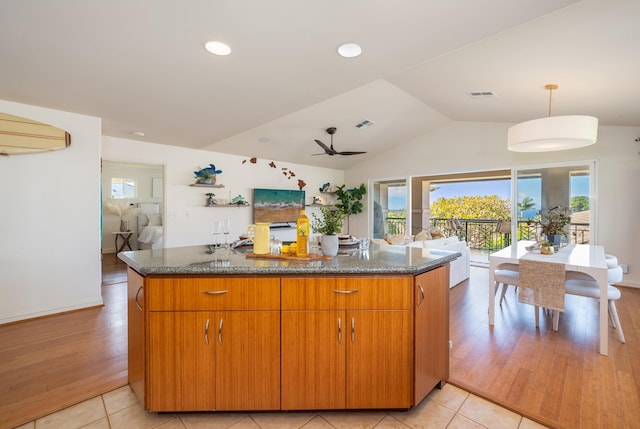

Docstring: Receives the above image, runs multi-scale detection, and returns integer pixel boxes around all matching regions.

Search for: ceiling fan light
[508,115,598,152]
[337,43,362,58]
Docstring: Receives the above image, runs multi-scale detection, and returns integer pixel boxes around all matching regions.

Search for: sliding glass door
[514,161,595,245]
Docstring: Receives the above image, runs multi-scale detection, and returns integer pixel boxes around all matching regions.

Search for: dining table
[488,240,610,355]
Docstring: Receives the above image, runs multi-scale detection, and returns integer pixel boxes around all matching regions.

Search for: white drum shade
[508,115,598,152]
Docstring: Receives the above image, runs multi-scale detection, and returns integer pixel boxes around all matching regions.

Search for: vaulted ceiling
[1,0,638,170]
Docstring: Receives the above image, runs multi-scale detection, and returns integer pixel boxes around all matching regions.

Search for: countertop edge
[118,250,460,276]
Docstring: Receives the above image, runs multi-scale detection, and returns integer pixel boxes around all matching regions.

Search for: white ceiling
[1,0,639,170]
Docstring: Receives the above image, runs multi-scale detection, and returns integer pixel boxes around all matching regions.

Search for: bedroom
[101,161,164,253]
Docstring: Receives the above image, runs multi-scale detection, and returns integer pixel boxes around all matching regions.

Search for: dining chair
[518,259,566,331]
[494,263,520,306]
[565,263,625,343]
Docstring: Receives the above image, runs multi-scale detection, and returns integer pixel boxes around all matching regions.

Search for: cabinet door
[346,310,412,409]
[414,265,449,405]
[215,311,281,410]
[148,312,215,411]
[281,311,346,410]
[126,268,145,406]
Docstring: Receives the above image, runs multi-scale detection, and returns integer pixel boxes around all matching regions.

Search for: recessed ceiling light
[337,43,362,58]
[132,131,145,137]
[205,41,232,56]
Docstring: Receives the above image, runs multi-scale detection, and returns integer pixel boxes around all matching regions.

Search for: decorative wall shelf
[190,183,225,188]
[205,203,249,208]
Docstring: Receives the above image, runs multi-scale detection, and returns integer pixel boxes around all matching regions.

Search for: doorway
[101,161,164,254]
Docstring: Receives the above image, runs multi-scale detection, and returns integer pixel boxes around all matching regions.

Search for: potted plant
[335,183,366,235]
[311,207,344,257]
[539,206,571,245]
[540,240,554,255]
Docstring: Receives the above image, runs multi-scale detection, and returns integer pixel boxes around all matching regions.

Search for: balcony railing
[385,216,590,253]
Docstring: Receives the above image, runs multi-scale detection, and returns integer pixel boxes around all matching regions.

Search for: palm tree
[517,196,536,219]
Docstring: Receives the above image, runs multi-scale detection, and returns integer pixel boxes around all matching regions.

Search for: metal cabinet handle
[332,289,359,294]
[204,319,210,345]
[417,283,425,308]
[201,290,229,295]
[218,318,224,345]
[135,286,143,310]
[351,317,355,344]
[338,317,342,344]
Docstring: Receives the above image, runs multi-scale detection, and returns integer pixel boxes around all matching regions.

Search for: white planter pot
[321,234,339,257]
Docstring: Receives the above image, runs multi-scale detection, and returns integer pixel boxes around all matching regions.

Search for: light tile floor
[14,384,549,429]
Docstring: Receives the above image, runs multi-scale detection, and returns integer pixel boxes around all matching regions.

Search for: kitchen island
[119,243,458,412]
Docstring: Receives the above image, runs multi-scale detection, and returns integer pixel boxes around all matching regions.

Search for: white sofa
[407,237,470,288]
[373,235,470,288]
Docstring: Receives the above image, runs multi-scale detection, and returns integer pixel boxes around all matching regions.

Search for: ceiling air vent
[355,119,374,128]
[467,91,498,99]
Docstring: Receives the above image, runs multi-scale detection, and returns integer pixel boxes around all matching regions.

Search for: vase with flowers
[104,200,135,231]
[539,206,571,245]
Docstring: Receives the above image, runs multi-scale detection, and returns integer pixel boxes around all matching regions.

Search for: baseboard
[619,280,640,289]
[0,299,104,325]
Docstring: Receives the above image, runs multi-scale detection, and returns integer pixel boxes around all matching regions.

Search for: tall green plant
[335,183,367,234]
[335,183,367,216]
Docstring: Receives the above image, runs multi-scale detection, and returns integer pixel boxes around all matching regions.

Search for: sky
[388,176,590,213]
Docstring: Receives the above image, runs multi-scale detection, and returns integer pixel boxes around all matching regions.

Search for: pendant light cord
[545,84,558,117]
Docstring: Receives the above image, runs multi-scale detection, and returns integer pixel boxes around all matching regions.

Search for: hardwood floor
[0,253,128,429]
[0,257,638,428]
[449,266,640,429]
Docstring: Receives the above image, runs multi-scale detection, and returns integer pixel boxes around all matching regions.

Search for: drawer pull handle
[204,319,210,345]
[201,290,229,295]
[338,317,342,344]
[332,289,359,294]
[135,286,143,310]
[417,283,425,308]
[218,318,224,345]
[351,317,355,344]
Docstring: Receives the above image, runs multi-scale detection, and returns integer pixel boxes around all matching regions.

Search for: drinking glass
[222,219,231,248]
[210,219,222,247]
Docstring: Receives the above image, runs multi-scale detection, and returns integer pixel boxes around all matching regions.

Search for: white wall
[345,121,640,287]
[102,136,344,246]
[0,100,102,324]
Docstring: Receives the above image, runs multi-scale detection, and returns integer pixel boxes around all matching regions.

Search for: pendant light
[507,84,598,152]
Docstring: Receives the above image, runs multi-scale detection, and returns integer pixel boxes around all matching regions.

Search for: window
[111,178,136,199]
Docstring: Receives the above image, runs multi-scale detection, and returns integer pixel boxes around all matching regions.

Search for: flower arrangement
[539,206,571,236]
[311,207,344,235]
[103,200,135,219]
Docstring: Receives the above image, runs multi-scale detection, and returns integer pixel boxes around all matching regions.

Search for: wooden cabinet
[126,268,145,406]
[128,268,449,412]
[281,277,412,410]
[143,276,280,412]
[413,265,450,404]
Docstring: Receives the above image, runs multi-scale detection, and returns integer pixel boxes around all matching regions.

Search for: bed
[137,203,163,250]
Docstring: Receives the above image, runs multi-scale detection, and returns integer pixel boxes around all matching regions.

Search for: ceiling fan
[313,127,367,156]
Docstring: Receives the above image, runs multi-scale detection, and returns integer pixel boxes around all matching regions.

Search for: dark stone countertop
[118,243,460,276]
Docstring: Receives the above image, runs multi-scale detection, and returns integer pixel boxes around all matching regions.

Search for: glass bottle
[296,209,310,257]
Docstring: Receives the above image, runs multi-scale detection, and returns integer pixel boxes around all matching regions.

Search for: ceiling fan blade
[315,139,335,155]
[337,151,367,155]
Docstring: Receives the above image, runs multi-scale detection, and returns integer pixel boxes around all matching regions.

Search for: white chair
[494,263,520,305]
[518,259,566,331]
[565,263,625,343]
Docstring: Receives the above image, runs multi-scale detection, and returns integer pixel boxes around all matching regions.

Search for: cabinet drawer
[147,277,280,311]
[282,277,411,310]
